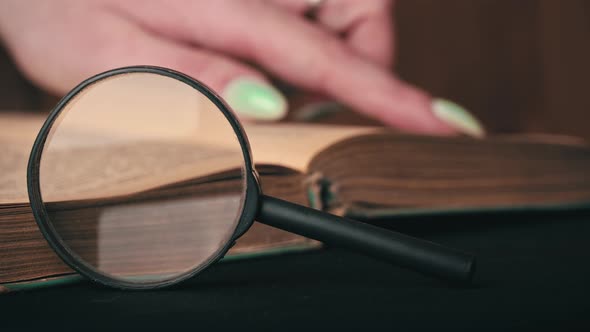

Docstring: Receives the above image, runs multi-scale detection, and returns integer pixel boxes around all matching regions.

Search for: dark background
[1,0,589,139]
[2,210,590,330]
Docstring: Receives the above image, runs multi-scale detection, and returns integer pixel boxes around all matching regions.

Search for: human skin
[0,0,482,136]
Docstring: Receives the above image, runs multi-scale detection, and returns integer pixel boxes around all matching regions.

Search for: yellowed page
[0,112,373,204]
[1,114,246,203]
[0,113,44,204]
[244,123,375,172]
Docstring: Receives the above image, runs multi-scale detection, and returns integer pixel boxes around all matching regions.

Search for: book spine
[304,171,347,216]
[303,171,325,211]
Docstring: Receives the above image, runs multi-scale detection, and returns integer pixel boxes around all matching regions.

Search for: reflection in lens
[39,72,247,284]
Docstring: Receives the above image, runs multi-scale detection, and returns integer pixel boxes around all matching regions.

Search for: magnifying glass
[27,66,475,290]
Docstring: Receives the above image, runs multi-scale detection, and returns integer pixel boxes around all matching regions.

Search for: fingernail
[222,77,287,121]
[294,101,345,122]
[432,98,485,137]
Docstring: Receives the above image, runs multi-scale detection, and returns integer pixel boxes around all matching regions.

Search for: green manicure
[432,98,485,137]
[223,78,287,121]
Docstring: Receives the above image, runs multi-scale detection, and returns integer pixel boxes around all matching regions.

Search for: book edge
[0,242,322,294]
[344,201,590,220]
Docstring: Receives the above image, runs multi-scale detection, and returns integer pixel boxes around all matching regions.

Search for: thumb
[99,27,289,122]
[149,45,288,122]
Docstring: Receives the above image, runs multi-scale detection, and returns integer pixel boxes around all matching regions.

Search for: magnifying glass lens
[31,67,475,289]
[38,73,247,284]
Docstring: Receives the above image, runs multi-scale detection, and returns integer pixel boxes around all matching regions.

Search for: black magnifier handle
[257,195,475,283]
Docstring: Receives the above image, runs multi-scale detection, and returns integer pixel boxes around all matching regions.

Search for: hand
[0,0,483,136]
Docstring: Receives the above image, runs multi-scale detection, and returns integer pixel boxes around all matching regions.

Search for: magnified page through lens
[38,72,247,284]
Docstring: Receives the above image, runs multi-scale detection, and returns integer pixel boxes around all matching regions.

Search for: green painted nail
[222,77,287,121]
[432,99,485,137]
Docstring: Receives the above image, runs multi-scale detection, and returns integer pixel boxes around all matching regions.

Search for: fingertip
[131,36,288,123]
[378,97,485,138]
[375,99,458,136]
[222,77,288,122]
[431,99,485,138]
[351,75,467,136]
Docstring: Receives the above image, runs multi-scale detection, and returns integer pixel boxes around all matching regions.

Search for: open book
[3,112,590,291]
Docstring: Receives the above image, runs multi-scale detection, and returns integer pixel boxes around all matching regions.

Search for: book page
[306,133,590,213]
[0,113,244,204]
[244,123,375,172]
[0,113,44,204]
[0,112,374,204]
[0,112,327,285]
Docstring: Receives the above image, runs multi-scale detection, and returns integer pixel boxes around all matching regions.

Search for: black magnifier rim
[27,66,261,290]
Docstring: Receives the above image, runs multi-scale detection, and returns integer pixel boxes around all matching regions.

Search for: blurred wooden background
[1,0,589,139]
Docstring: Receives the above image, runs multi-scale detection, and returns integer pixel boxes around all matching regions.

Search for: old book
[2,112,590,292]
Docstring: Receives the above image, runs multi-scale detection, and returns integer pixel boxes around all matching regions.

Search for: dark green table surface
[2,210,590,331]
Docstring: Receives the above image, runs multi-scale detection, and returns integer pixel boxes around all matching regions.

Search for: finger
[112,1,464,135]
[60,10,287,122]
[266,0,309,13]
[343,9,394,68]
[269,0,394,67]
[132,38,288,122]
